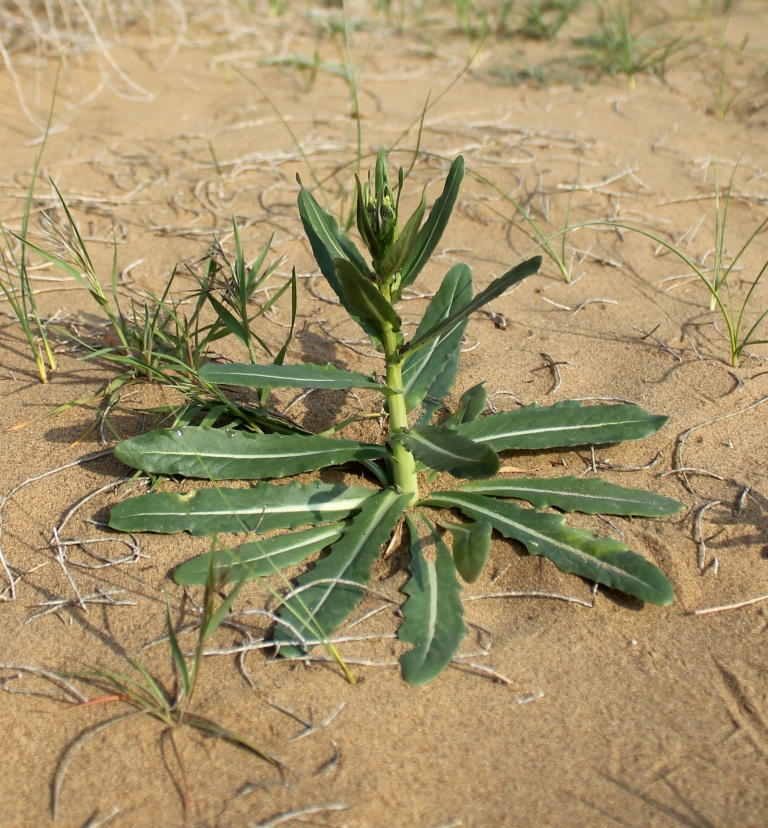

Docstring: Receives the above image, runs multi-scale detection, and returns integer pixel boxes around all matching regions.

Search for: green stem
[382,325,418,504]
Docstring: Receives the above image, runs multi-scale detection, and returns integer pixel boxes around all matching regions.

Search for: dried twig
[536,352,575,394]
[82,805,121,828]
[464,591,592,608]
[54,712,149,819]
[629,324,683,363]
[695,500,723,572]
[694,593,768,616]
[0,449,113,599]
[571,298,618,316]
[268,699,345,742]
[673,397,768,493]
[27,589,136,623]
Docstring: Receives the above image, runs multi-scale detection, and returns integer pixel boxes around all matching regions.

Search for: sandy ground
[3,3,768,826]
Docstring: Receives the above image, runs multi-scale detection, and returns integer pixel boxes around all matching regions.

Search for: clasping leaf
[402,256,541,358]
[392,424,500,480]
[440,519,492,583]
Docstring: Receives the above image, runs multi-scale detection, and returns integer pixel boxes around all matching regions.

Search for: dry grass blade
[81,805,121,828]
[249,802,349,828]
[463,591,593,608]
[673,396,768,493]
[27,589,136,623]
[695,500,722,572]
[0,449,113,599]
[53,711,149,818]
[0,663,88,703]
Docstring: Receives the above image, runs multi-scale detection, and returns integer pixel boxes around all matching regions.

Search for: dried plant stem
[673,397,768,493]
[695,593,768,617]
[0,449,113,599]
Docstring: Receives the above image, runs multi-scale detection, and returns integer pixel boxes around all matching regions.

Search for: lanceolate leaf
[174,523,346,585]
[423,491,674,606]
[399,514,467,685]
[446,383,487,427]
[441,520,492,583]
[297,183,383,347]
[400,156,465,292]
[334,258,401,333]
[455,400,669,452]
[199,361,383,391]
[114,427,388,480]
[459,476,684,517]
[355,174,380,260]
[415,350,461,427]
[109,481,376,537]
[393,425,500,480]
[274,489,409,656]
[401,263,473,412]
[297,183,373,284]
[403,256,541,357]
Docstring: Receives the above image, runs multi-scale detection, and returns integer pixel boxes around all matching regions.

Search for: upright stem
[382,324,419,504]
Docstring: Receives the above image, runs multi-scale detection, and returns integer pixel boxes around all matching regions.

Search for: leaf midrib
[462,415,654,443]
[131,443,383,463]
[311,490,399,616]
[463,482,658,505]
[131,493,372,519]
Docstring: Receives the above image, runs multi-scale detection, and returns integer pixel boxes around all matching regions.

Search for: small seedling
[109,150,683,685]
[54,544,283,818]
[604,160,768,368]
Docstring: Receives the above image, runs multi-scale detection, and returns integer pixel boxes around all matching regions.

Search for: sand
[2,2,768,825]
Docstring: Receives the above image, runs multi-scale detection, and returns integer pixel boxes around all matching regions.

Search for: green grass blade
[274,488,409,656]
[440,519,492,583]
[400,156,465,291]
[399,514,467,685]
[423,491,674,606]
[128,658,171,715]
[165,595,191,697]
[272,268,297,368]
[109,481,377,536]
[455,400,668,451]
[174,523,346,585]
[202,578,246,642]
[403,256,541,357]
[401,263,472,412]
[114,427,388,481]
[204,293,257,353]
[459,476,684,517]
[185,715,282,767]
[393,425,500,480]
[199,361,383,390]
